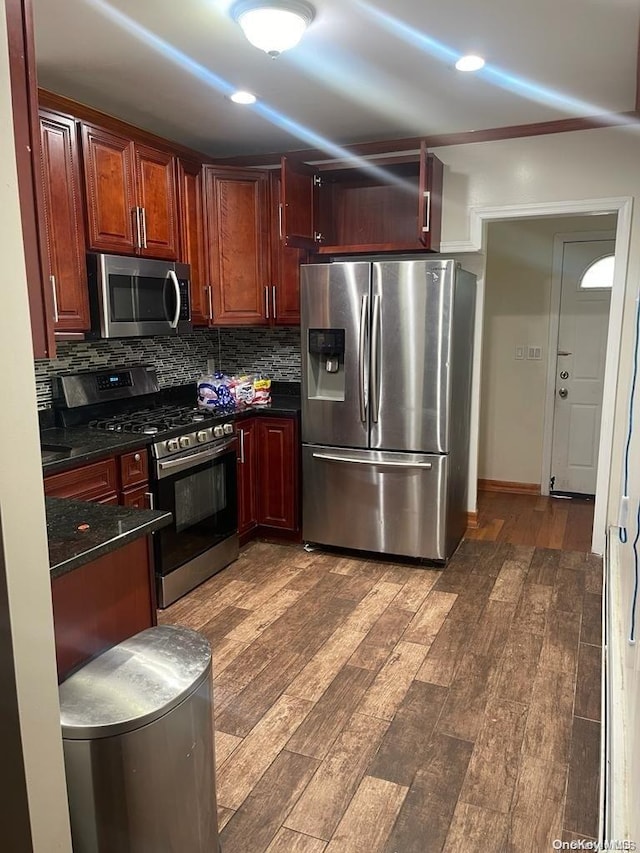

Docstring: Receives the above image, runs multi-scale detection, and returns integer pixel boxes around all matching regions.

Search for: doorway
[477,214,617,548]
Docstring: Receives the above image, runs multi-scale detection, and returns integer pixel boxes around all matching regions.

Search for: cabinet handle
[140,207,148,249]
[239,428,245,464]
[207,285,214,321]
[421,190,431,233]
[278,203,283,240]
[133,207,142,248]
[272,285,277,319]
[265,286,270,320]
[134,453,141,462]
[50,275,59,323]
[145,491,155,509]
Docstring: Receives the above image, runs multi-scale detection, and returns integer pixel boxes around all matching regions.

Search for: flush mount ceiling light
[455,54,485,72]
[232,1,315,57]
[230,90,257,104]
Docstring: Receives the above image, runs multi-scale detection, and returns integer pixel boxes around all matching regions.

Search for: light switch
[527,345,542,360]
[515,345,525,360]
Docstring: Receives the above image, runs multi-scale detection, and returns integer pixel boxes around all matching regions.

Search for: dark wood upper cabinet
[6,0,56,357]
[134,145,178,260]
[281,146,444,255]
[203,166,270,326]
[39,110,90,333]
[82,124,178,259]
[177,159,209,326]
[269,171,304,326]
[82,124,137,254]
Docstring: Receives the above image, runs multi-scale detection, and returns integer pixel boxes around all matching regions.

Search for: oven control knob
[196,430,209,443]
[179,436,192,449]
[166,438,180,452]
[223,423,234,435]
[213,425,224,439]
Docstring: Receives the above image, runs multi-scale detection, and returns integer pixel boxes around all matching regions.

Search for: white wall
[0,10,72,851]
[431,126,640,840]
[480,215,616,485]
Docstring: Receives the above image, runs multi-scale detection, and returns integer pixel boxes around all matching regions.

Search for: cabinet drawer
[119,449,148,488]
[121,485,150,509]
[44,458,119,502]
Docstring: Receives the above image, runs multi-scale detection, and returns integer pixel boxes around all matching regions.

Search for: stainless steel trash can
[59,625,220,853]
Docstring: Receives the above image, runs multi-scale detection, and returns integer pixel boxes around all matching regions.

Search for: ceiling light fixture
[232,1,315,57]
[230,90,257,104]
[455,54,485,72]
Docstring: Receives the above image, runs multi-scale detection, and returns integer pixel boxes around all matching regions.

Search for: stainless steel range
[52,365,239,607]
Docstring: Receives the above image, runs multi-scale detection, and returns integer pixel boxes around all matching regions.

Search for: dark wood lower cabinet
[51,536,156,682]
[237,415,300,544]
[237,418,258,539]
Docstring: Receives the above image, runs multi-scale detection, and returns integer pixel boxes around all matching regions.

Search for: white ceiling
[33,0,640,158]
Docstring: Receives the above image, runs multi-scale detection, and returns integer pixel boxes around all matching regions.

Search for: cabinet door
[418,143,443,252]
[237,419,258,536]
[178,159,210,325]
[135,144,178,260]
[256,417,298,531]
[82,124,137,254]
[39,111,90,333]
[281,156,317,250]
[6,0,56,357]
[204,167,270,326]
[121,485,149,509]
[270,171,304,325]
[44,457,119,502]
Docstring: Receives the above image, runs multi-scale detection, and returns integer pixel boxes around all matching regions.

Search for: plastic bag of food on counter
[252,375,271,406]
[197,372,235,412]
[228,374,256,408]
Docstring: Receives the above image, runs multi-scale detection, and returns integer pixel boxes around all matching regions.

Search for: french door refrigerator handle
[312,452,432,470]
[168,270,181,328]
[371,293,381,423]
[358,293,368,422]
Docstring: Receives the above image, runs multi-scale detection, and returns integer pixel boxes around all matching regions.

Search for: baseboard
[478,479,541,495]
[466,511,479,528]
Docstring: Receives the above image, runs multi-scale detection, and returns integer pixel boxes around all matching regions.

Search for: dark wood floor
[159,494,601,852]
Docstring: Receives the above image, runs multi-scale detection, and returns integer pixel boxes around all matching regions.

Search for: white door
[550,240,614,495]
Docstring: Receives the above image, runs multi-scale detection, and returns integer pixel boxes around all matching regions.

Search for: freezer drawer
[303,444,449,560]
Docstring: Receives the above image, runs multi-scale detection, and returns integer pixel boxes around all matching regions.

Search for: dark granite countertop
[47,497,172,580]
[40,383,300,476]
[40,426,155,476]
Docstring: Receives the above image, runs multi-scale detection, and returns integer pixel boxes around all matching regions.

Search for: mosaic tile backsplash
[35,327,302,409]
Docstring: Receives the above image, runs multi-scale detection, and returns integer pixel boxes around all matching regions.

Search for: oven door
[153,438,238,578]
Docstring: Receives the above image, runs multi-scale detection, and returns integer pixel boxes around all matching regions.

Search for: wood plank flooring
[159,494,601,852]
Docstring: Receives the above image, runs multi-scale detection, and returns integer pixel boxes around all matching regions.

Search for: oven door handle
[168,270,181,329]
[157,438,236,477]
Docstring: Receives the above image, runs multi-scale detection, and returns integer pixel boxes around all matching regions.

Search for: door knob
[558,387,568,398]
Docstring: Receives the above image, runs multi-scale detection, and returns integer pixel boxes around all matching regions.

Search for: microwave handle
[168,270,181,329]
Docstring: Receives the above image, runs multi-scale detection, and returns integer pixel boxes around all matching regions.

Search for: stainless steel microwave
[88,253,192,338]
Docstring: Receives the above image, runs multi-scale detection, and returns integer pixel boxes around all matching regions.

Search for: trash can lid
[59,625,212,739]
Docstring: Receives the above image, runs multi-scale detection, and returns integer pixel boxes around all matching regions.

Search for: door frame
[540,230,616,497]
[452,196,633,556]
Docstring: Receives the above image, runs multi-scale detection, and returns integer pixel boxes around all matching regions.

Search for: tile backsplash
[34,327,302,409]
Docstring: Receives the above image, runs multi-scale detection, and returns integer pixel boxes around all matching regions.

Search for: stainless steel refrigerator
[301,259,476,561]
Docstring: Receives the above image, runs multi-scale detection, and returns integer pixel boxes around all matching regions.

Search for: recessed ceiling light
[455,54,485,72]
[230,90,257,105]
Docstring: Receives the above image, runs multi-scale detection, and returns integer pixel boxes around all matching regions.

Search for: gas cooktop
[89,404,228,436]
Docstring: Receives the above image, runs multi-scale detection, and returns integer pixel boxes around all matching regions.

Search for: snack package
[197,372,235,412]
[252,375,271,406]
[228,374,256,408]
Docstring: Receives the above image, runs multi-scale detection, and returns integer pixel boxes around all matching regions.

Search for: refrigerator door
[370,259,456,453]
[301,262,371,448]
[303,444,449,560]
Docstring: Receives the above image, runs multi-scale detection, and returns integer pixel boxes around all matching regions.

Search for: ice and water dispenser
[307,329,346,401]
